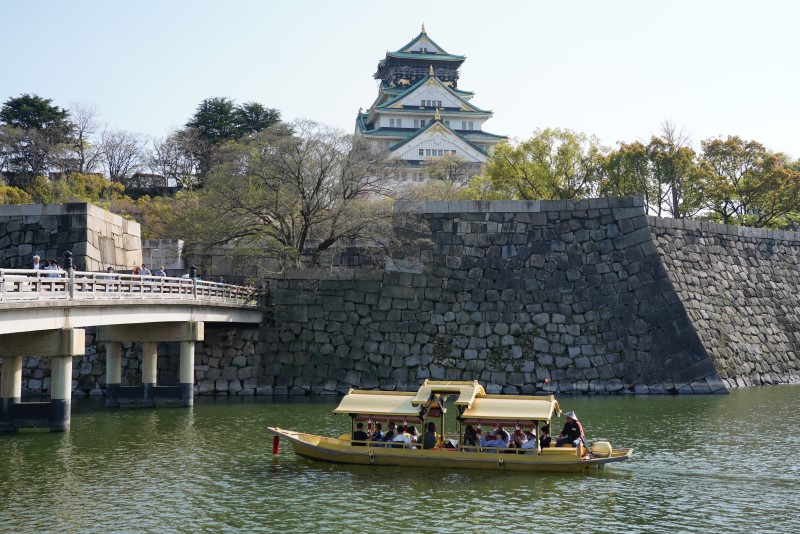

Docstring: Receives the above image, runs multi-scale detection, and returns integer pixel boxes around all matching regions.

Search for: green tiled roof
[394,30,464,60]
[385,51,465,62]
[460,130,508,142]
[375,75,490,114]
[380,82,474,99]
[387,119,496,155]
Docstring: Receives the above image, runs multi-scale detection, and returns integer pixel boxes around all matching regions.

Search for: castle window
[469,121,474,130]
[419,149,424,156]
[461,121,466,129]
[397,119,402,127]
[389,118,395,127]
[420,119,425,127]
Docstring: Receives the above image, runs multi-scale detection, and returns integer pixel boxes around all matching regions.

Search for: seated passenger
[407,426,419,444]
[383,422,396,442]
[463,425,480,450]
[539,424,553,449]
[392,428,415,449]
[352,422,369,446]
[421,422,438,449]
[372,422,385,442]
[556,412,584,447]
[512,428,528,449]
[521,430,539,452]
[480,425,511,450]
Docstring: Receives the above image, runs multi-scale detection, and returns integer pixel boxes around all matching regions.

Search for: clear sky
[2,0,798,157]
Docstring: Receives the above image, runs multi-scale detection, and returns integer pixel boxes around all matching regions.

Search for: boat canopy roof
[459,395,561,426]
[410,380,484,408]
[333,390,422,420]
[334,383,560,427]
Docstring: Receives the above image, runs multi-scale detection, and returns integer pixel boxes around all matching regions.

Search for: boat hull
[268,427,633,473]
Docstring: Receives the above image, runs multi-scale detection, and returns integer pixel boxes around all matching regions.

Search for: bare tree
[422,152,481,186]
[69,101,101,174]
[196,119,399,268]
[98,128,146,183]
[149,128,202,189]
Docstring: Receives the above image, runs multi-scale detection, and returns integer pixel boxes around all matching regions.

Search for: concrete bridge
[0,263,264,432]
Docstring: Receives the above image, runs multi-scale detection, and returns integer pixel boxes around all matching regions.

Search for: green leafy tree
[700,136,800,228]
[184,97,283,182]
[475,128,605,200]
[0,184,33,204]
[599,140,660,211]
[0,94,75,185]
[25,172,125,205]
[600,124,705,219]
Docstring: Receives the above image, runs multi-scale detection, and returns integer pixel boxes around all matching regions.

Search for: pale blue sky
[2,0,798,157]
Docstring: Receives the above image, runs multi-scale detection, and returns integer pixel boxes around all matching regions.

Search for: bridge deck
[0,269,265,334]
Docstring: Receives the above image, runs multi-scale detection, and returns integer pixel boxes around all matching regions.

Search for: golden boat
[268,380,633,472]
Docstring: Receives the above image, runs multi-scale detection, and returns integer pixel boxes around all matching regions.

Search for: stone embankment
[649,217,800,387]
[263,198,725,395]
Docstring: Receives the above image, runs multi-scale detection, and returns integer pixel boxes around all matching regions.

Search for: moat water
[1,386,799,533]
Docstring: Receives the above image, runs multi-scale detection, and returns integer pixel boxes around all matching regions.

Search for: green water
[1,386,799,533]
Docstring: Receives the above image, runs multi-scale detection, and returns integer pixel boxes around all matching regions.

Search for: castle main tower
[355,25,505,184]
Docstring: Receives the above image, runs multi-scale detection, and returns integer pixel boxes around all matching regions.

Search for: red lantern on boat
[367,418,372,434]
[403,419,408,432]
[476,423,481,435]
[515,423,521,437]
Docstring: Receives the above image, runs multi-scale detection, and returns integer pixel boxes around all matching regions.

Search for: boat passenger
[463,425,480,451]
[372,422,385,442]
[352,422,369,446]
[556,412,584,448]
[512,428,529,449]
[539,425,552,449]
[408,426,419,446]
[521,430,539,453]
[421,422,438,449]
[480,425,511,450]
[392,428,416,449]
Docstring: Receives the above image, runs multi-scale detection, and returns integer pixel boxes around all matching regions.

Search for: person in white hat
[556,411,584,447]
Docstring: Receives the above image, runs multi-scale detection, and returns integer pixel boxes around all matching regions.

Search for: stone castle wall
[261,198,724,395]
[648,217,800,387]
[0,203,141,271]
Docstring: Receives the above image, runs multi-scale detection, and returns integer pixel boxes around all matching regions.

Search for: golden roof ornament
[421,23,426,34]
[429,65,434,76]
[434,108,442,121]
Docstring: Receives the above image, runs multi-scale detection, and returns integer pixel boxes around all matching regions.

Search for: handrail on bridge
[0,268,265,307]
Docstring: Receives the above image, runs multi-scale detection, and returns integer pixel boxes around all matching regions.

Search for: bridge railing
[0,269,263,307]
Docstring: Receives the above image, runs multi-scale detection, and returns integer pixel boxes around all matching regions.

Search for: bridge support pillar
[105,342,122,408]
[97,321,203,409]
[50,355,73,432]
[179,341,195,407]
[142,342,158,406]
[0,328,84,432]
[0,355,22,432]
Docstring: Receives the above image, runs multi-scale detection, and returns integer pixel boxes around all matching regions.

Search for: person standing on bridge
[32,255,41,270]
[45,259,60,277]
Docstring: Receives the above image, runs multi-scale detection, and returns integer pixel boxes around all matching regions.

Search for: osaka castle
[355,25,505,184]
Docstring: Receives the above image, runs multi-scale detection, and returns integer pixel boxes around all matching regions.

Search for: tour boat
[268,380,633,472]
